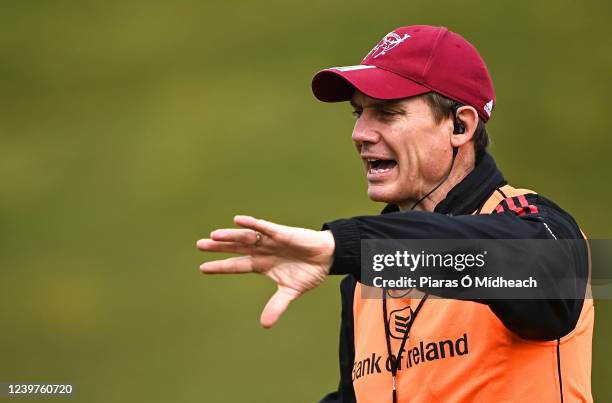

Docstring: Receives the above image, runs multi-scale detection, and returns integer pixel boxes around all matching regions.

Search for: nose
[351,114,381,147]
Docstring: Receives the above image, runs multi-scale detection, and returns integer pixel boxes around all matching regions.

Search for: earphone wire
[409,147,458,211]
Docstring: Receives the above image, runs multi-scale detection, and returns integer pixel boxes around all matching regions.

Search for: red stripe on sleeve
[509,197,527,216]
[494,195,539,216]
[518,194,539,214]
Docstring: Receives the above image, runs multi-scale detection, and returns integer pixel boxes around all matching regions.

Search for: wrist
[320,230,335,275]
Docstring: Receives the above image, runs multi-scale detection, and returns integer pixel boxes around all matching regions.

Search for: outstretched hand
[196,215,335,328]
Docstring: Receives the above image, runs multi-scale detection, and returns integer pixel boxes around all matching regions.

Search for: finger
[196,239,251,255]
[259,287,299,328]
[208,229,258,245]
[234,215,285,237]
[200,256,254,274]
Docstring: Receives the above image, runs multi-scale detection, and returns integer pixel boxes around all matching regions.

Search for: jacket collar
[381,151,506,216]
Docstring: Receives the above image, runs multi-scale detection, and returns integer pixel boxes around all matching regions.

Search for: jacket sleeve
[319,275,357,403]
[323,194,588,341]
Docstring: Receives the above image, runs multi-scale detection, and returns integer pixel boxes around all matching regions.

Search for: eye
[377,109,401,119]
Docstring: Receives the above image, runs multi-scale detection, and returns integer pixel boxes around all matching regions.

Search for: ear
[450,106,479,148]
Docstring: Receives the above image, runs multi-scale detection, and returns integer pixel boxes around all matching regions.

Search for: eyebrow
[349,98,404,110]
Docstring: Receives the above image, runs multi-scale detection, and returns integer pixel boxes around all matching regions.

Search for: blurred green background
[0,0,610,402]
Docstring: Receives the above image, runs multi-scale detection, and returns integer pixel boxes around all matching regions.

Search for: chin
[367,184,400,204]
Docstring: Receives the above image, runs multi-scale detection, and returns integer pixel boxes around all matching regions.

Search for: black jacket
[319,152,588,403]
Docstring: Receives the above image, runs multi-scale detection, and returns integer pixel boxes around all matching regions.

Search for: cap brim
[311,65,430,103]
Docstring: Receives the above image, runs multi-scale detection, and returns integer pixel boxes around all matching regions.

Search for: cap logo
[484,100,494,117]
[366,32,411,59]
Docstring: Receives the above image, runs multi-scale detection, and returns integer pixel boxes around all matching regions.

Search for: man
[197,25,592,402]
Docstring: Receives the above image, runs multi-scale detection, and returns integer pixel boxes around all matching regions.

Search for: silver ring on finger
[254,232,264,247]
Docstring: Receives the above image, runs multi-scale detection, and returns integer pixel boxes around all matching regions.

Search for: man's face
[350,91,455,208]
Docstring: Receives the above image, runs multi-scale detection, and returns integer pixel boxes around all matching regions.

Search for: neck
[398,149,476,212]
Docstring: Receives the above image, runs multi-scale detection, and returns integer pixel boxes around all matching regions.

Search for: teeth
[369,167,391,174]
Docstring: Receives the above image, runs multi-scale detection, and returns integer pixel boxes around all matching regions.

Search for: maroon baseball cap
[311,25,496,122]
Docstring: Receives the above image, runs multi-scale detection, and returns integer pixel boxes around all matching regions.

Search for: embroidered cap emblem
[484,99,494,117]
[366,31,411,59]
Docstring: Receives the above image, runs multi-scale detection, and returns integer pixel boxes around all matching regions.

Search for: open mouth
[367,158,398,175]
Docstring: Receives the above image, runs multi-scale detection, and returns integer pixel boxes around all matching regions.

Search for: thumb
[260,287,299,328]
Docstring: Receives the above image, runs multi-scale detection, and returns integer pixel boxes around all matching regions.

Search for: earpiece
[453,119,465,134]
[451,101,465,134]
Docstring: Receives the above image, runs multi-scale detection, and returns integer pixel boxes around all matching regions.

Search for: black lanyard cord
[382,290,429,403]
